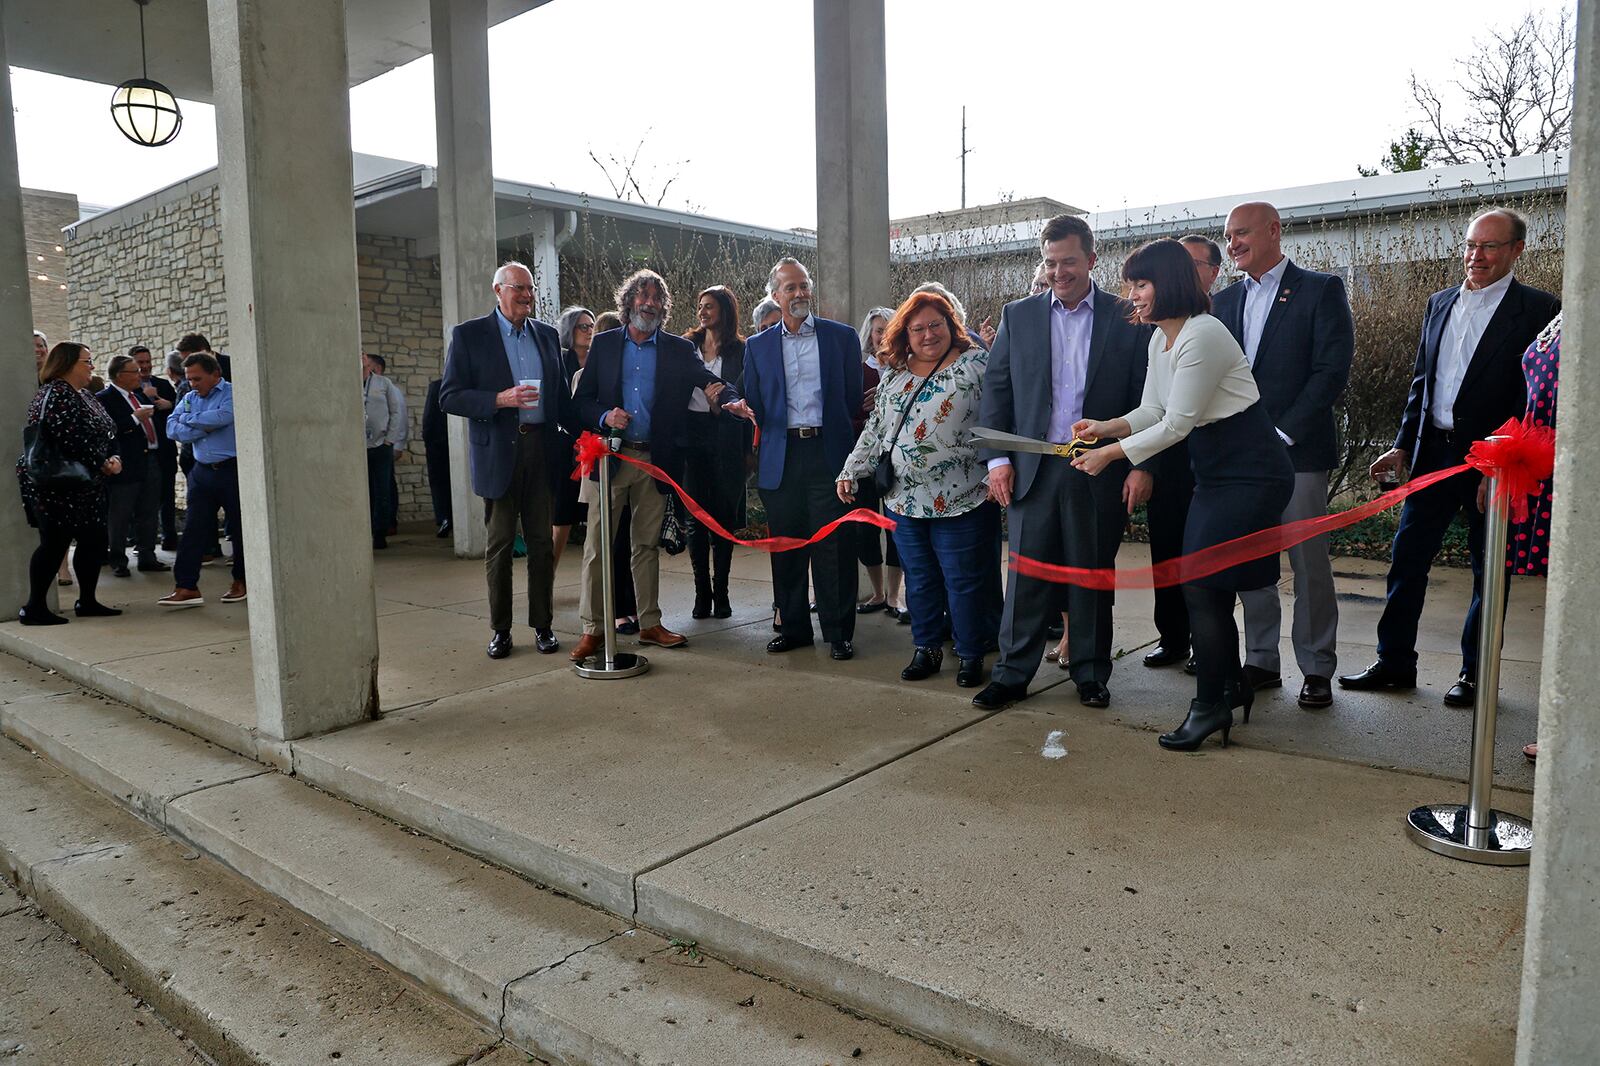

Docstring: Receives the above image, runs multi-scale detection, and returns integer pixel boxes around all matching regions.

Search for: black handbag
[872,370,933,495]
[21,386,95,493]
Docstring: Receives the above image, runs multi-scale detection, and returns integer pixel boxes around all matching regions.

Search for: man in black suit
[1340,207,1559,706]
[131,346,179,551]
[439,261,573,660]
[422,377,452,538]
[98,352,169,577]
[1212,202,1354,710]
[972,214,1154,711]
[570,269,753,664]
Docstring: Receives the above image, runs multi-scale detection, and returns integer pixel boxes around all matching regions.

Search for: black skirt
[1182,401,1294,591]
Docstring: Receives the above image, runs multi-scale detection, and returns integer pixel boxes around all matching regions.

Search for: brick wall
[21,188,80,346]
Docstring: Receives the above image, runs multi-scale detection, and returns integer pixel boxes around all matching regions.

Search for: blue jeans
[890,507,999,660]
[174,460,244,591]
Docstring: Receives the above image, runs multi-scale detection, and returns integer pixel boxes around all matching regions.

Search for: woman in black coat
[16,342,125,624]
[681,286,754,619]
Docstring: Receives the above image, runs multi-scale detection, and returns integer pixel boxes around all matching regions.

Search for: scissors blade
[970,427,1078,457]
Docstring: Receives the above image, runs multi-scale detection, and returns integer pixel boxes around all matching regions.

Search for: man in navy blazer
[743,257,864,660]
[569,268,752,663]
[1340,208,1559,706]
[972,215,1154,711]
[1213,202,1354,710]
[439,261,573,661]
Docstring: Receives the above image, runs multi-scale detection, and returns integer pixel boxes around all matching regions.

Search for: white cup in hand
[518,378,541,409]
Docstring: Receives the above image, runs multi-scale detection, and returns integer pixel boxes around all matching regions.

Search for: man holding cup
[440,261,573,660]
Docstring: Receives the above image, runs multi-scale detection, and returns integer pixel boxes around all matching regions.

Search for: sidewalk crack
[495,929,631,1037]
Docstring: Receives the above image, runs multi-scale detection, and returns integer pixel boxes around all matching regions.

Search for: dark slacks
[174,461,244,590]
[366,446,394,538]
[484,429,554,632]
[761,434,856,644]
[994,458,1128,688]
[105,477,142,570]
[158,454,178,544]
[1376,427,1491,674]
[425,438,453,527]
[1146,443,1194,651]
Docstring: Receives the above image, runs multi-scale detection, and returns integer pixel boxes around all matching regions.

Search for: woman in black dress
[16,342,125,625]
[1071,240,1293,751]
[681,285,752,619]
[552,305,596,566]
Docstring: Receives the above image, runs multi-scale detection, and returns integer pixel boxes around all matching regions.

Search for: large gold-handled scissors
[970,427,1099,458]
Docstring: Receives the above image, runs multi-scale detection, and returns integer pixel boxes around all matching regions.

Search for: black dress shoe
[767,635,814,654]
[1240,665,1281,691]
[711,596,732,619]
[1046,620,1064,640]
[1158,699,1233,752]
[18,605,68,626]
[74,600,122,618]
[901,646,943,680]
[1077,680,1110,708]
[1183,656,1197,676]
[1444,674,1476,707]
[809,601,819,613]
[1336,661,1417,691]
[534,628,559,654]
[372,535,388,550]
[897,611,912,626]
[616,619,640,635]
[487,630,512,659]
[956,656,984,688]
[830,640,854,661]
[136,560,171,573]
[857,598,888,614]
[110,565,131,578]
[1142,643,1189,668]
[161,537,178,551]
[435,520,451,539]
[971,680,1026,710]
[1298,674,1333,709]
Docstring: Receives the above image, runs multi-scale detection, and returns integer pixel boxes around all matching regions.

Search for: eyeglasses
[1464,240,1513,253]
[499,284,534,293]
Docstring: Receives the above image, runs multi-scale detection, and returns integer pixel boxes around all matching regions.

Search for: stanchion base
[573,652,650,680]
[1405,804,1532,865]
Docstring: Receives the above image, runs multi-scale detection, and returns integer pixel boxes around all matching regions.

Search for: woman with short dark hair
[16,342,124,624]
[1071,238,1293,751]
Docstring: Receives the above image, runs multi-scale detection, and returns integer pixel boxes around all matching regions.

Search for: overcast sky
[10,0,1572,228]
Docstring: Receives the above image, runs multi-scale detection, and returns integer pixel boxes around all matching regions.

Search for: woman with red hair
[837,291,997,687]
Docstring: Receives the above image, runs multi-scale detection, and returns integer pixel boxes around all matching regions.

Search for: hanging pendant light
[110,0,182,147]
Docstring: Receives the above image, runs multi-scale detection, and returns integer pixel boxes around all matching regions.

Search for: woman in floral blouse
[837,290,997,688]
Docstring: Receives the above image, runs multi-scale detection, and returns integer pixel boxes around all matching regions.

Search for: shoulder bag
[22,385,96,493]
[872,369,934,496]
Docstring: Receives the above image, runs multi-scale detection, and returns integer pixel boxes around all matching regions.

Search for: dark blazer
[422,378,449,454]
[742,317,863,492]
[1211,260,1354,472]
[1393,278,1560,469]
[137,376,178,472]
[977,286,1153,501]
[572,327,741,493]
[438,309,572,500]
[94,384,153,485]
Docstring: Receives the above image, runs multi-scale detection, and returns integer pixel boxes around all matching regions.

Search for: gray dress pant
[1239,469,1338,678]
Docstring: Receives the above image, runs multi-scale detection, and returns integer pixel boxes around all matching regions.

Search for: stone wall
[65,181,445,524]
[22,188,80,346]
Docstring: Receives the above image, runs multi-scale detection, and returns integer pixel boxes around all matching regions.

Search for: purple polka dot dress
[1509,313,1560,576]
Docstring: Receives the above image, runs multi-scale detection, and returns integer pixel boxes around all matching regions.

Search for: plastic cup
[518,378,541,409]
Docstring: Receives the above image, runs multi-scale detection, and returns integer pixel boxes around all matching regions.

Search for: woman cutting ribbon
[1070,239,1293,751]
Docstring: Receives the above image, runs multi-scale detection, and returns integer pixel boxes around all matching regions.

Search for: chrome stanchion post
[575,435,649,680]
[1405,439,1532,864]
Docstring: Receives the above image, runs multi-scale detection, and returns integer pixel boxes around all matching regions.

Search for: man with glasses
[1340,207,1559,707]
[129,345,180,553]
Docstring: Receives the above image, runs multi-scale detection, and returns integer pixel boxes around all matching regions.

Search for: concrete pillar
[0,25,38,615]
[207,0,378,739]
[813,0,890,328]
[430,0,494,558]
[1516,2,1600,1060]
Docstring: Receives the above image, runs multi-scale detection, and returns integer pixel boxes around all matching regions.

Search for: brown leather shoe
[638,625,687,648]
[569,633,603,662]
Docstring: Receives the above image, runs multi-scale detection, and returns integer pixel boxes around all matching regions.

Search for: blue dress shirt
[166,379,237,464]
[495,307,546,425]
[780,314,823,428]
[617,330,657,443]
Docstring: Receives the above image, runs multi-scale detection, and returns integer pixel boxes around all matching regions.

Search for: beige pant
[579,447,666,633]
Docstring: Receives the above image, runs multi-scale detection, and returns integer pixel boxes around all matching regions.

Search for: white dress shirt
[113,383,159,450]
[1241,256,1289,368]
[1432,271,1514,431]
[686,351,724,413]
[780,315,824,428]
[1121,314,1262,467]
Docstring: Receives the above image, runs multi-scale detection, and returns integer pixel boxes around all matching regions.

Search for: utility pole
[959,105,972,209]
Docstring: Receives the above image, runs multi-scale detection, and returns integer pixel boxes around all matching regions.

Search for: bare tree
[1410,8,1575,164]
[587,128,690,208]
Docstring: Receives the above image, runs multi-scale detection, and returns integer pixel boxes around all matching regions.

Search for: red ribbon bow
[1465,417,1556,524]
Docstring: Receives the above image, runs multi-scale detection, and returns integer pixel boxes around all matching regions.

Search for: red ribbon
[1465,417,1555,524]
[572,431,894,551]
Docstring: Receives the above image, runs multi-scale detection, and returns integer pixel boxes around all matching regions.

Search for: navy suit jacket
[977,286,1153,501]
[742,317,863,492]
[1211,260,1354,473]
[571,327,741,493]
[1394,278,1560,470]
[94,385,153,485]
[438,309,572,500]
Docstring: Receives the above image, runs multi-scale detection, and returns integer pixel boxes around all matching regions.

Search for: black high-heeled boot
[1158,699,1234,752]
[689,537,712,619]
[1224,673,1255,724]
[710,542,733,619]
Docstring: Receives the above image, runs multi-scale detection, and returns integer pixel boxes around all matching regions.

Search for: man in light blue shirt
[159,352,245,608]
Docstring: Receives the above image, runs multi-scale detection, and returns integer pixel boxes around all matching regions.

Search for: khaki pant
[579,446,665,633]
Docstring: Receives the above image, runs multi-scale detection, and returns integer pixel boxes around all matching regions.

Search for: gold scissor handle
[1053,435,1099,458]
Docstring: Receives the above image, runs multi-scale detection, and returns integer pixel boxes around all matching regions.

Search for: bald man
[1212,203,1354,710]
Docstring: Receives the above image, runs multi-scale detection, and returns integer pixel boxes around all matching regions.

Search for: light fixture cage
[110,0,182,147]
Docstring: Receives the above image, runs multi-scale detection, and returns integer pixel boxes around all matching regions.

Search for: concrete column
[207,0,378,740]
[0,25,39,615]
[813,0,890,328]
[1516,2,1600,1060]
[431,0,494,558]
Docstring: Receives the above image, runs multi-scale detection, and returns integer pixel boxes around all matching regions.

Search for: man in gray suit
[972,214,1154,710]
[1211,202,1354,709]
